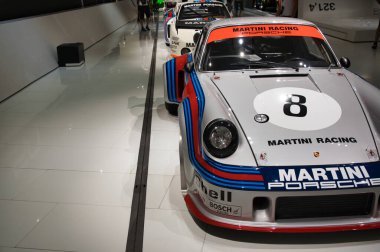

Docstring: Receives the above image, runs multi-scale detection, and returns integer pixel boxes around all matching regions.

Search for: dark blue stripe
[203,154,261,174]
[165,62,172,101]
[170,59,176,102]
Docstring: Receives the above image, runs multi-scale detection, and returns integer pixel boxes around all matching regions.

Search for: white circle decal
[253,87,342,131]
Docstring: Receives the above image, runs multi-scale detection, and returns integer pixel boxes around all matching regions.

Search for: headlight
[203,119,239,158]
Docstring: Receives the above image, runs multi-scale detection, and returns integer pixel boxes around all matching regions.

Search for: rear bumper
[184,194,380,232]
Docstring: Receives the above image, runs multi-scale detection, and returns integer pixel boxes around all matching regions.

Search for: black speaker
[57,42,85,67]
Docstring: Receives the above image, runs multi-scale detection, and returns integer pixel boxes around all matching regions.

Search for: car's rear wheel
[165,102,178,116]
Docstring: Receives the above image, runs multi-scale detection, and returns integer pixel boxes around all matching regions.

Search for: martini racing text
[268,165,380,190]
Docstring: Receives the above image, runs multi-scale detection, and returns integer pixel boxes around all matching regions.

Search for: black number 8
[283,94,307,117]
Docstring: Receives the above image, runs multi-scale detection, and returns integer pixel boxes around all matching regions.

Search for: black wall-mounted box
[57,42,85,67]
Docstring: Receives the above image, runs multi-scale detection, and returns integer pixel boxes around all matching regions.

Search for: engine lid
[209,69,379,166]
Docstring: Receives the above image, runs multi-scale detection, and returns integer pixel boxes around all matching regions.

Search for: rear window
[178,3,230,20]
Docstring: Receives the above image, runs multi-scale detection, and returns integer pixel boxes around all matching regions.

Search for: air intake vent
[276,193,374,220]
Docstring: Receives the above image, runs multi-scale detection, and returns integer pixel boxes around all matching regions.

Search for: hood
[210,69,378,166]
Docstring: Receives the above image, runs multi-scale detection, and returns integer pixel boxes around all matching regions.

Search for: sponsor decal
[259,152,268,161]
[366,148,378,160]
[267,137,357,146]
[309,2,336,12]
[183,21,207,25]
[253,87,342,131]
[195,174,232,202]
[263,165,380,191]
[205,199,242,217]
[194,173,242,216]
[207,25,324,44]
[185,3,224,7]
[186,42,196,47]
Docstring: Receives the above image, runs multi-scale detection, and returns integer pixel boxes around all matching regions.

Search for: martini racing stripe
[203,154,261,174]
[166,59,176,102]
[183,98,265,189]
[190,70,204,120]
[184,71,264,183]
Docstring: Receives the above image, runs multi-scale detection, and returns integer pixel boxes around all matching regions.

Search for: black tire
[165,102,178,116]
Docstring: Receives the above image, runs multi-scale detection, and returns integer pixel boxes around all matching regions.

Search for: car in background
[162,17,380,232]
[166,1,231,56]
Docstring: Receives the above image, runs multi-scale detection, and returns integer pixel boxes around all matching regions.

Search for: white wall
[0,1,137,102]
[299,0,376,20]
[298,0,379,42]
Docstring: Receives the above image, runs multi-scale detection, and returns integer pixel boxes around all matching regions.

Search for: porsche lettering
[268,178,380,190]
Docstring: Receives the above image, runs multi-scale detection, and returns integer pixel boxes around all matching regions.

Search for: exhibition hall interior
[1,0,380,251]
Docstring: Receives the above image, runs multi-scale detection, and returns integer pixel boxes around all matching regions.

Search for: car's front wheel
[165,102,178,116]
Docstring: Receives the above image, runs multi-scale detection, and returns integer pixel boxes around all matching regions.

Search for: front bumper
[184,193,380,232]
[183,170,380,232]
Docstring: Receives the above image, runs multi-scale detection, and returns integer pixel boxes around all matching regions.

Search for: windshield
[202,25,337,71]
[178,3,230,20]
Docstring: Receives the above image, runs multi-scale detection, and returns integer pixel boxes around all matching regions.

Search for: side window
[304,37,325,60]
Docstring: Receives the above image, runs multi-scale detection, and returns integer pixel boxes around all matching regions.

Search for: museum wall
[299,0,379,42]
[0,1,137,102]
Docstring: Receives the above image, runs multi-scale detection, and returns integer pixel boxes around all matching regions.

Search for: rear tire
[165,102,178,116]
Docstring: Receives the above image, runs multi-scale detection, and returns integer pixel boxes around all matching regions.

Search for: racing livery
[163,3,178,46]
[163,17,380,232]
[167,1,231,56]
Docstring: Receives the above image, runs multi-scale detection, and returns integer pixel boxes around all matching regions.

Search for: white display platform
[299,0,379,42]
[315,17,379,42]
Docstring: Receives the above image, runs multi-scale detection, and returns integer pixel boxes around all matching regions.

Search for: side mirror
[339,57,351,68]
[184,62,194,73]
[193,32,201,44]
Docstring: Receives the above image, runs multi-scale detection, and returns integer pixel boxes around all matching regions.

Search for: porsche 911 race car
[163,17,380,232]
[166,1,231,56]
[164,6,177,46]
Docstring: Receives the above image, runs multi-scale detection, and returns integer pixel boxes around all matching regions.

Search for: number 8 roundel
[253,87,342,131]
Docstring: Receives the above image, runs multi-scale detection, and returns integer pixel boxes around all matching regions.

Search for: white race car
[167,1,231,56]
[163,17,380,232]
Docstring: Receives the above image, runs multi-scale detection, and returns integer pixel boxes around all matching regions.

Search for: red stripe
[207,25,324,44]
[183,78,264,182]
[174,55,188,102]
[185,194,380,233]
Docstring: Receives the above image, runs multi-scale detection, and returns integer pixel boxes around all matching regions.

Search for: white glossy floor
[1,15,380,252]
